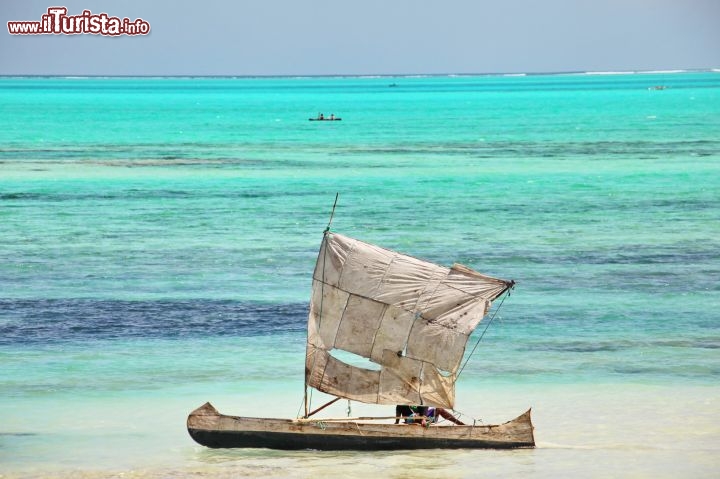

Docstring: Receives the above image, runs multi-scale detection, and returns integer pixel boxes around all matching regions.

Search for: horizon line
[1,68,718,80]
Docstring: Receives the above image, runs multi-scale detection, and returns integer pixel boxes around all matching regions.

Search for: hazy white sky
[1,0,719,75]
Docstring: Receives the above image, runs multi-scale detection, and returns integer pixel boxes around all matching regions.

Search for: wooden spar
[306,396,341,418]
[296,415,400,423]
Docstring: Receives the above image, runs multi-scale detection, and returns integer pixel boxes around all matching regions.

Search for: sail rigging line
[446,408,480,425]
[456,285,513,380]
[296,395,306,419]
[305,195,340,417]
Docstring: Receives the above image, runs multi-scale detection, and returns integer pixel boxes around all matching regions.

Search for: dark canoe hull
[187,402,535,450]
[188,428,532,450]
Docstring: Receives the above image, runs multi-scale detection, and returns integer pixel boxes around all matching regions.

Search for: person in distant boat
[395,405,465,426]
[329,113,335,120]
[318,113,324,120]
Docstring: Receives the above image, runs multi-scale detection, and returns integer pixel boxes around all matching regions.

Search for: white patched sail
[306,232,513,409]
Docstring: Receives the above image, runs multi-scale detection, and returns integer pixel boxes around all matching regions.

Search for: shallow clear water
[1,72,719,477]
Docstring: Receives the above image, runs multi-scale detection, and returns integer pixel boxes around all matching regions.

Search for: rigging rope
[296,394,305,419]
[447,408,482,426]
[456,286,512,380]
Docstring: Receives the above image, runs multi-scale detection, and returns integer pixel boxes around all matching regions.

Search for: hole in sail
[328,349,382,371]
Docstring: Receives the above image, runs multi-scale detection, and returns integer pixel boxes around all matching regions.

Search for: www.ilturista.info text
[7,7,150,35]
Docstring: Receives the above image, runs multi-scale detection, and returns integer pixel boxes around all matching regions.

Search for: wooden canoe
[187,402,535,450]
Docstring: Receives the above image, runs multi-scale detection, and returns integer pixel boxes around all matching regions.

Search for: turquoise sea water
[1,72,719,478]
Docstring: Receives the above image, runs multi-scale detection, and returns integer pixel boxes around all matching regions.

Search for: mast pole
[304,193,340,418]
[325,192,339,232]
[304,388,309,419]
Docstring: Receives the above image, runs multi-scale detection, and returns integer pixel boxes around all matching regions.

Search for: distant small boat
[648,86,668,90]
[309,117,342,121]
